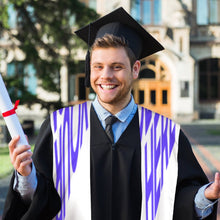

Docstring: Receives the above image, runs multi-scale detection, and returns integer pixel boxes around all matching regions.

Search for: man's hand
[205,172,220,200]
[9,135,33,176]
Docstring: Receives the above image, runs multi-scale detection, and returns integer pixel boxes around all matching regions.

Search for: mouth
[100,84,117,90]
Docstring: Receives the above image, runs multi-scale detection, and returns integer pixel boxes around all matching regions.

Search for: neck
[98,96,131,115]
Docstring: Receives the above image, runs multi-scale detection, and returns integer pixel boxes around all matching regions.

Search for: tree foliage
[0,0,98,111]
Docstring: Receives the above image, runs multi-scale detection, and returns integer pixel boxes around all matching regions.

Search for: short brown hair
[91,34,137,67]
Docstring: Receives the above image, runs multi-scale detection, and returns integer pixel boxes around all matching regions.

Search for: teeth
[101,85,116,89]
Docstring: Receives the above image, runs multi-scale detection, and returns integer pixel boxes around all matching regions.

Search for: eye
[92,64,103,70]
[112,64,123,71]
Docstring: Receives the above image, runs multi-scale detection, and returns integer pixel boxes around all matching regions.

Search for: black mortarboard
[75,7,164,87]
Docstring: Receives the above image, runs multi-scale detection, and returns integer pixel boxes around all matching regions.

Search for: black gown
[2,107,217,220]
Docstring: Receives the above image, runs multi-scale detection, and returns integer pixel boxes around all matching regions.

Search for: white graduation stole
[51,102,92,220]
[138,106,180,220]
[51,102,180,220]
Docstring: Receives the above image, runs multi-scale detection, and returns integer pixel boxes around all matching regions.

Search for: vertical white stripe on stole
[155,121,179,220]
[139,106,153,220]
[138,106,180,220]
[51,102,92,220]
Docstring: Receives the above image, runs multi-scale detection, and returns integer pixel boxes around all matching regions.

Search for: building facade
[74,0,220,121]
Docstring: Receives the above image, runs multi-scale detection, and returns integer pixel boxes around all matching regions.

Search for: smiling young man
[3,7,220,220]
[90,35,140,114]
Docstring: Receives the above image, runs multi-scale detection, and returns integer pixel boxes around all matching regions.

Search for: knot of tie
[105,115,118,144]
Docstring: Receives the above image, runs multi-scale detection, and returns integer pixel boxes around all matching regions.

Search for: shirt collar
[92,95,136,123]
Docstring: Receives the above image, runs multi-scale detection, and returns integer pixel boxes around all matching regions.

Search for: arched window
[199,58,220,101]
[139,68,155,79]
[139,58,170,81]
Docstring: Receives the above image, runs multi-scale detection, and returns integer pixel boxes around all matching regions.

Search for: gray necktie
[105,115,118,144]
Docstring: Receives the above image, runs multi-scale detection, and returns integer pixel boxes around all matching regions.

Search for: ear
[132,60,141,79]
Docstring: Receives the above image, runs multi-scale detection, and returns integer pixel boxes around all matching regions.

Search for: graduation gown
[2,104,217,220]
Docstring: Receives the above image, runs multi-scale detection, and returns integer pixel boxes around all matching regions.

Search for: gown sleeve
[2,116,61,220]
[173,130,217,220]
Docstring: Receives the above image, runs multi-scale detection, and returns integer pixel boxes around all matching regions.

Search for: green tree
[0,0,98,112]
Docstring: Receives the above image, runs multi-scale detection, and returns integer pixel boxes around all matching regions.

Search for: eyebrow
[91,62,125,66]
[111,62,125,65]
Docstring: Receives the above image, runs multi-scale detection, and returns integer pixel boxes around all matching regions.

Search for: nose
[101,66,113,79]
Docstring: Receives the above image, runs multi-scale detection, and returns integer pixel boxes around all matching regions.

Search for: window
[179,37,183,53]
[131,0,161,25]
[139,69,155,78]
[150,90,156,104]
[162,90,168,104]
[89,0,96,10]
[7,4,36,28]
[139,90,145,104]
[197,0,220,25]
[180,81,189,97]
[24,64,37,94]
[7,61,37,95]
[8,4,17,28]
[199,58,220,101]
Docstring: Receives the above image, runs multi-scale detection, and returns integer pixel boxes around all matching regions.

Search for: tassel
[85,50,91,87]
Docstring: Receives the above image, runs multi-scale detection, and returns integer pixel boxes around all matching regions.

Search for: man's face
[90,47,140,113]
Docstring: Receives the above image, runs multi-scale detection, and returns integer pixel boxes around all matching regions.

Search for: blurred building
[1,0,220,126]
[74,0,220,121]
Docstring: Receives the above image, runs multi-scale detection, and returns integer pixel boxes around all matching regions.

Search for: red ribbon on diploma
[2,100,20,117]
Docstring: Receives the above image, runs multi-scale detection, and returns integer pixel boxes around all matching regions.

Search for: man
[2,7,220,220]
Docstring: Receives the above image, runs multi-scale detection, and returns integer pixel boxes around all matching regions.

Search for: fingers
[214,172,220,194]
[12,147,32,170]
[8,135,33,176]
[215,172,220,183]
[207,172,220,200]
[8,135,20,156]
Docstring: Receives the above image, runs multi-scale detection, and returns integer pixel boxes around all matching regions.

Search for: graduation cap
[75,7,164,87]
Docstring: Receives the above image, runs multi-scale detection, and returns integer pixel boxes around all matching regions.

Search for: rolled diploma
[0,74,28,147]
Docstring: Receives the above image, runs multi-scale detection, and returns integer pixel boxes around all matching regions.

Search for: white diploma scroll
[0,74,28,147]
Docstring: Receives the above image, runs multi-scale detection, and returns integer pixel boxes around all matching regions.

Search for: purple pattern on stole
[140,107,176,220]
[52,102,89,220]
